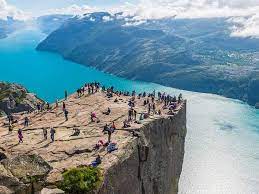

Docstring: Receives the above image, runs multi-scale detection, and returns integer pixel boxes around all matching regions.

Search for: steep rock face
[0,82,43,116]
[99,102,187,194]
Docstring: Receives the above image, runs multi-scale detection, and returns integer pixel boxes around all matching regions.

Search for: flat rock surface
[0,91,182,184]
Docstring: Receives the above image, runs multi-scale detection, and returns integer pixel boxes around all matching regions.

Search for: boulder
[2,154,52,182]
[40,188,65,194]
[0,155,52,193]
[255,103,259,109]
[0,82,43,115]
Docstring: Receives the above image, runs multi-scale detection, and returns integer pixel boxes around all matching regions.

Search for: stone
[0,186,14,194]
[255,103,259,109]
[40,188,65,194]
[0,82,43,115]
[2,154,52,182]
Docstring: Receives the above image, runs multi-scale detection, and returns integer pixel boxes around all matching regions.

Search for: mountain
[37,12,259,107]
[0,17,25,39]
[36,14,72,34]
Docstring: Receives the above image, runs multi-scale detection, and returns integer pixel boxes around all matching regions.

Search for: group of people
[4,82,184,169]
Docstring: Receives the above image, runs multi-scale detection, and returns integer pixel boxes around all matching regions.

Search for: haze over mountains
[0,17,25,38]
[37,12,259,107]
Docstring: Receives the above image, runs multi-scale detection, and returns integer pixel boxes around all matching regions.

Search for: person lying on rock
[107,143,118,153]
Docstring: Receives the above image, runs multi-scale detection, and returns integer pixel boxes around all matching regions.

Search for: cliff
[99,102,186,194]
[36,13,259,107]
[0,82,43,116]
[0,87,186,194]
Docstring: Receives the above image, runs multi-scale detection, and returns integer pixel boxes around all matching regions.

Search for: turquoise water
[1,28,259,194]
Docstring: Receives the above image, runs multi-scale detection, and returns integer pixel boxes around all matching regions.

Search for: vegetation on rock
[59,167,103,194]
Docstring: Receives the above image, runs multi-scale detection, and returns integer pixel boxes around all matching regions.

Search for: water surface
[0,28,259,194]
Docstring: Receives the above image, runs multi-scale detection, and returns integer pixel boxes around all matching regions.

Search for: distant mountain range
[36,14,73,34]
[0,17,25,39]
[36,12,259,107]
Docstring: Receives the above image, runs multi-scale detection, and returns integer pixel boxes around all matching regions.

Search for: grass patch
[59,166,103,194]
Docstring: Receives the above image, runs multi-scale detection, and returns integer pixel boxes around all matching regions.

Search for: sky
[6,0,137,15]
[1,0,259,38]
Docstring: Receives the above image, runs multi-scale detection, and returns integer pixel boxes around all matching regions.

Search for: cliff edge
[0,86,186,194]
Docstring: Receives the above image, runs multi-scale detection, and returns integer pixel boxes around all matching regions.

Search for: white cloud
[46,4,99,16]
[230,14,259,38]
[39,0,259,38]
[0,0,29,20]
[110,0,259,38]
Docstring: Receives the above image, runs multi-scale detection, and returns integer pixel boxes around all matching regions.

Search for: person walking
[50,127,56,142]
[43,128,48,140]
[24,117,29,127]
[64,109,69,121]
[18,128,23,143]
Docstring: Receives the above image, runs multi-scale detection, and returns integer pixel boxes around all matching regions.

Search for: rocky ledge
[0,82,43,116]
[0,86,187,194]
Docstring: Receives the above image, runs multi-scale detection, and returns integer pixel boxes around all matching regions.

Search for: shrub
[59,166,103,194]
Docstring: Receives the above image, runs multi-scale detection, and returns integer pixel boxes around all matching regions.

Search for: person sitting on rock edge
[91,155,102,167]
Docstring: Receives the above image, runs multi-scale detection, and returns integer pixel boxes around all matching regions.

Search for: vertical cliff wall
[99,102,187,194]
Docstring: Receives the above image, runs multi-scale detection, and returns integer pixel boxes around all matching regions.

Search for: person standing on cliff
[43,128,48,140]
[65,90,68,100]
[64,109,69,121]
[62,102,66,112]
[50,127,55,142]
[18,128,23,143]
[108,128,112,143]
[55,100,59,108]
[8,124,13,134]
[24,116,29,127]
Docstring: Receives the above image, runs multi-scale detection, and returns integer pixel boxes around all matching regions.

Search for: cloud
[229,14,259,38]
[46,4,99,16]
[40,0,259,38]
[110,0,259,38]
[110,0,259,19]
[0,0,29,20]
